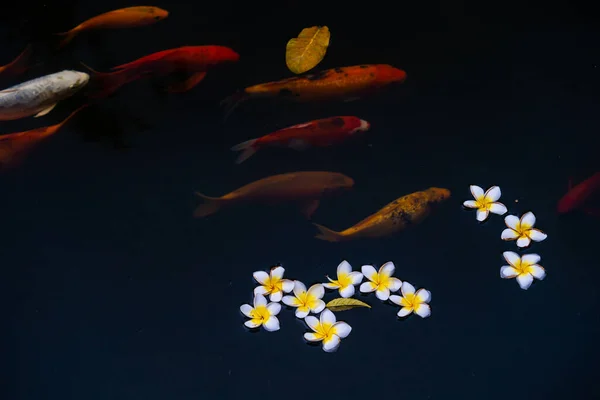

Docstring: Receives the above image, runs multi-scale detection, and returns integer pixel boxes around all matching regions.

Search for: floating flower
[304,309,352,352]
[359,261,402,301]
[501,211,547,248]
[463,185,508,222]
[282,281,326,318]
[500,251,546,290]
[240,293,281,331]
[322,260,364,298]
[253,265,294,302]
[389,282,431,318]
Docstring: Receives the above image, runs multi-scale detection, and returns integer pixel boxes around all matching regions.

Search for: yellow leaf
[326,297,371,312]
[286,26,330,74]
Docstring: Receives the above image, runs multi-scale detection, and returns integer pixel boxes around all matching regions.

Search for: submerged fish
[557,172,600,216]
[0,44,33,82]
[193,171,354,218]
[313,187,451,242]
[0,70,89,121]
[222,64,407,118]
[230,116,370,164]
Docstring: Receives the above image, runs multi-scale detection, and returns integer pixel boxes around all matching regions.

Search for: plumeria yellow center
[313,322,335,342]
[512,258,534,275]
[372,272,391,289]
[475,196,493,211]
[331,272,352,288]
[295,291,318,310]
[264,276,283,294]
[400,293,421,310]
[249,305,270,323]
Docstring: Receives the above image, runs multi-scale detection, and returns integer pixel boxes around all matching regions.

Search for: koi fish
[193,171,354,218]
[313,187,451,242]
[557,172,600,216]
[56,6,169,48]
[0,44,33,82]
[81,46,239,98]
[222,64,406,118]
[0,105,87,169]
[230,116,370,164]
[0,70,89,121]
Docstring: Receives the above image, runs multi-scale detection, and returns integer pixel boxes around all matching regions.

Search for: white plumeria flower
[500,251,546,290]
[282,281,326,318]
[304,309,352,353]
[501,211,548,248]
[252,265,294,302]
[322,260,364,298]
[240,293,281,331]
[359,261,402,301]
[463,185,508,222]
[389,282,431,318]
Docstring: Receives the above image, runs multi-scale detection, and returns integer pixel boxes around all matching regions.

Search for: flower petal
[388,277,402,292]
[339,285,355,298]
[376,286,391,301]
[240,304,253,318]
[389,294,402,305]
[244,320,261,328]
[295,307,309,319]
[254,293,267,308]
[360,281,377,293]
[337,260,352,275]
[516,236,531,248]
[502,251,520,268]
[322,335,341,352]
[293,280,307,298]
[501,229,519,240]
[529,229,547,242]
[307,284,324,299]
[282,295,300,307]
[401,281,416,296]
[267,302,281,316]
[500,266,518,278]
[379,261,395,277]
[305,316,319,331]
[281,279,294,293]
[485,186,501,202]
[397,307,412,317]
[489,202,507,215]
[270,266,285,279]
[416,288,431,303]
[269,291,283,303]
[361,265,378,281]
[522,254,541,266]
[253,286,268,296]
[516,273,534,290]
[323,282,339,289]
[312,299,326,313]
[304,332,321,342]
[470,185,484,200]
[320,309,336,325]
[463,200,478,208]
[414,303,431,318]
[349,272,364,285]
[476,209,489,222]
[263,316,280,331]
[253,271,269,285]
[504,215,520,230]
[332,321,352,338]
[520,212,536,229]
[529,265,546,280]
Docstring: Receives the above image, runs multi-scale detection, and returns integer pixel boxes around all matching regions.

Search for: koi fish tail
[220,91,248,121]
[230,138,258,164]
[313,223,346,242]
[80,62,139,99]
[55,28,80,49]
[193,192,224,217]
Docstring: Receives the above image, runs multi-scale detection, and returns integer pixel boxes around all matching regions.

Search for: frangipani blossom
[282,281,326,318]
[463,185,508,222]
[323,260,364,298]
[253,265,294,302]
[500,251,546,290]
[359,262,402,301]
[240,293,281,331]
[501,211,548,248]
[304,309,352,352]
[390,282,431,318]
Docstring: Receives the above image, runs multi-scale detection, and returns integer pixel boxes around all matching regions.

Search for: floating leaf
[326,297,371,312]
[286,26,330,74]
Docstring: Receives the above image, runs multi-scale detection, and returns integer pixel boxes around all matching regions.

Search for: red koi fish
[0,44,33,82]
[557,172,600,216]
[81,45,240,98]
[230,116,370,164]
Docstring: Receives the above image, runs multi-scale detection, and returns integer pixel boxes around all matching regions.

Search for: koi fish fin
[300,199,320,219]
[34,103,57,118]
[55,29,79,49]
[584,207,600,217]
[166,71,207,93]
[80,62,139,99]
[221,91,249,121]
[313,223,345,242]
[193,192,223,218]
[230,138,258,164]
[288,138,309,151]
[0,89,18,94]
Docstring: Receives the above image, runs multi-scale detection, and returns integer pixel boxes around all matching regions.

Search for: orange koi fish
[222,64,406,118]
[230,116,370,164]
[82,45,240,98]
[0,105,87,170]
[313,187,451,242]
[193,171,354,219]
[0,44,33,82]
[557,172,600,216]
[56,6,169,48]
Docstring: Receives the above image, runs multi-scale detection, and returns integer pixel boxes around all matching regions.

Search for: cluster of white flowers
[240,260,431,352]
[463,185,548,290]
